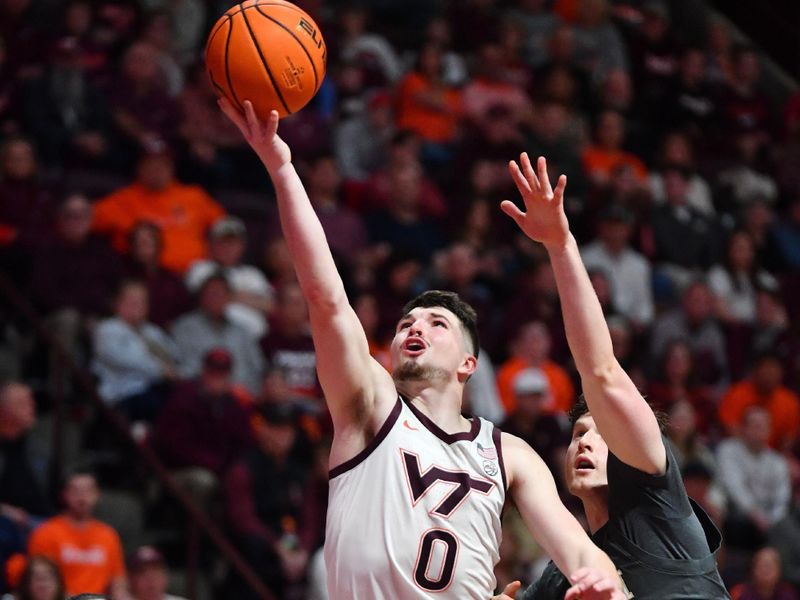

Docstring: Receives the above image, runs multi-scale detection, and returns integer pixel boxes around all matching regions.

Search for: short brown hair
[402,291,479,358]
[568,394,668,433]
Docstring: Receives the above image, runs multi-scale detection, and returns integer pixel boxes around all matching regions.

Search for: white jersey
[325,396,507,599]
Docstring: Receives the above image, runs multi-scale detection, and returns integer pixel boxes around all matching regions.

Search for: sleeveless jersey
[325,396,507,599]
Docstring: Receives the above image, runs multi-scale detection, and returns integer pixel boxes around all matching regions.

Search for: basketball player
[497,154,729,599]
[218,99,627,599]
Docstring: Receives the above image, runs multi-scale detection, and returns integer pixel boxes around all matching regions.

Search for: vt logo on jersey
[400,449,494,517]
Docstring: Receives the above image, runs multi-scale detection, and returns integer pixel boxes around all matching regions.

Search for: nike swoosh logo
[403,419,419,431]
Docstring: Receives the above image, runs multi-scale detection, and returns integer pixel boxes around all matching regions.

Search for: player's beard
[393,361,449,384]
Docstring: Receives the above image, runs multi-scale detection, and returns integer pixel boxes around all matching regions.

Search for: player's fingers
[520,152,541,193]
[242,100,262,137]
[508,160,532,195]
[218,98,248,134]
[537,156,553,196]
[266,109,280,139]
[554,174,568,204]
[500,200,525,227]
[503,580,522,596]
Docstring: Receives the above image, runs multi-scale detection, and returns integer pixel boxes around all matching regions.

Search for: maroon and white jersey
[324,396,507,599]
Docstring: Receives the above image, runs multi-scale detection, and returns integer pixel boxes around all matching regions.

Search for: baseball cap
[203,347,233,373]
[210,216,246,239]
[128,546,165,574]
[513,368,550,396]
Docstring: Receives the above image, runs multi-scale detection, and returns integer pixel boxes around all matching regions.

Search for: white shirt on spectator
[707,265,778,323]
[649,172,715,217]
[185,260,273,338]
[717,437,791,525]
[581,240,654,325]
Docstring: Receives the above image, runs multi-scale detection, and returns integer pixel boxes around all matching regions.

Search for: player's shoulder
[497,431,548,484]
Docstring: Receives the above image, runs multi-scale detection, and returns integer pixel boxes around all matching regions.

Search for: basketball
[205,0,326,119]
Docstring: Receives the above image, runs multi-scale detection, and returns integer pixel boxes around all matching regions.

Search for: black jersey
[522,438,729,600]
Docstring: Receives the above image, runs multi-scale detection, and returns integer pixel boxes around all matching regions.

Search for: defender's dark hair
[402,291,479,359]
[568,394,669,433]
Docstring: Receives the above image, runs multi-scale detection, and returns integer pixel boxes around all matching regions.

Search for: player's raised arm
[503,435,626,600]
[502,153,665,475]
[220,99,394,433]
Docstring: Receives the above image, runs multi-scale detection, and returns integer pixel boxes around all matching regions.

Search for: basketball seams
[205,15,229,53]
[223,15,245,111]
[239,7,292,115]
[253,5,319,94]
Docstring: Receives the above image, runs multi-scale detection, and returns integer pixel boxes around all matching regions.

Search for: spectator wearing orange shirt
[396,43,462,147]
[28,472,127,598]
[582,110,647,187]
[93,148,225,273]
[496,320,575,414]
[719,352,800,450]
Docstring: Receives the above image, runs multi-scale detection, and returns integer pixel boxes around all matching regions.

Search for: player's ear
[458,354,478,380]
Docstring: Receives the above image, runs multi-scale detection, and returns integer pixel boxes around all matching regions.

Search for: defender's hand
[501,153,569,250]
[218,98,291,173]
[492,580,521,600]
[565,567,629,600]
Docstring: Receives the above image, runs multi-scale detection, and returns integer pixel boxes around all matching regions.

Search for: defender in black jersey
[499,154,729,600]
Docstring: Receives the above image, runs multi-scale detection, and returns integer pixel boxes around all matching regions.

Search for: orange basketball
[205,0,326,119]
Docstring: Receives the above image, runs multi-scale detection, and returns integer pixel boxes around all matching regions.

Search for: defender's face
[390,307,471,379]
[565,415,609,496]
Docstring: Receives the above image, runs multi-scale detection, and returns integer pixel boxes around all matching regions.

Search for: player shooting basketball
[219,100,627,599]
[497,154,729,600]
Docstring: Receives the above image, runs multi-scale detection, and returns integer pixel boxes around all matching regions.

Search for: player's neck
[580,491,610,534]
[401,385,470,435]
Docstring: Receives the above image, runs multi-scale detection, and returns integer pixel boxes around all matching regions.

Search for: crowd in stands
[1,0,800,597]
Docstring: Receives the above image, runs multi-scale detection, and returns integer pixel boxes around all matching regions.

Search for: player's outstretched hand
[218,97,291,173]
[492,580,522,600]
[501,153,569,250]
[565,567,629,600]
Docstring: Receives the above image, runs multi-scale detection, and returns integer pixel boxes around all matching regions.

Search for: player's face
[565,415,609,497]
[390,307,473,382]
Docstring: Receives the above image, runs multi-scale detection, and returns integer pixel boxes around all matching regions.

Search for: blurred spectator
[107,41,180,158]
[12,555,66,600]
[770,482,800,588]
[177,62,245,188]
[0,35,18,135]
[260,283,318,405]
[334,90,394,182]
[421,17,468,87]
[171,273,264,394]
[704,17,734,86]
[28,472,127,598]
[650,280,728,386]
[682,461,726,530]
[93,148,225,273]
[663,48,718,141]
[361,130,446,218]
[372,252,424,344]
[225,403,308,596]
[127,545,186,600]
[154,348,252,509]
[302,155,368,265]
[0,383,51,572]
[581,204,654,326]
[332,4,401,87]
[143,0,204,67]
[496,321,575,415]
[771,197,800,271]
[505,0,561,68]
[447,0,502,54]
[500,367,568,475]
[0,0,45,80]
[719,352,800,450]
[649,166,719,281]
[708,231,778,324]
[716,130,779,208]
[20,36,112,169]
[582,110,647,187]
[185,216,273,338]
[730,547,799,600]
[533,24,592,109]
[461,43,531,130]
[139,11,183,97]
[27,194,123,385]
[571,0,628,83]
[627,1,680,111]
[464,347,505,425]
[718,407,791,550]
[353,292,391,371]
[648,132,714,217]
[122,221,190,328]
[0,137,56,248]
[665,398,716,472]
[395,43,463,147]
[717,45,773,143]
[365,163,447,261]
[91,280,179,422]
[648,340,715,431]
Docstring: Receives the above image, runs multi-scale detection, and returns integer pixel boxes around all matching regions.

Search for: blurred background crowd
[1,0,800,598]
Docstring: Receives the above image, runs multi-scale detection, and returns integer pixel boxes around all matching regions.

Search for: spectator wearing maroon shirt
[260,282,319,406]
[717,45,774,147]
[154,348,252,509]
[224,403,309,597]
[123,221,190,328]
